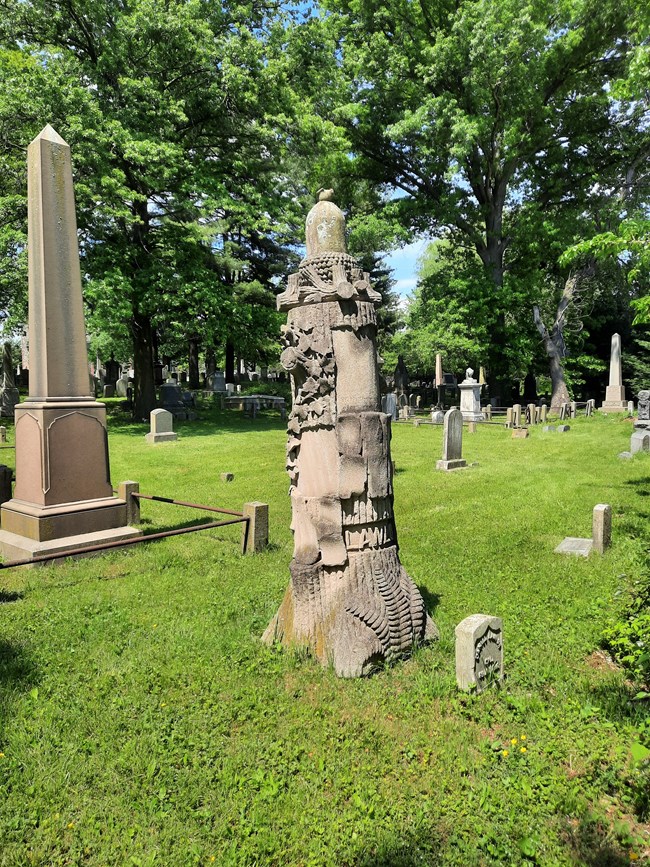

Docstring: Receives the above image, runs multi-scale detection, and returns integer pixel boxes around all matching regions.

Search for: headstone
[145,408,178,444]
[555,503,611,556]
[0,126,140,563]
[221,472,234,481]
[512,404,521,427]
[212,371,227,393]
[436,408,467,470]
[160,382,194,419]
[526,403,536,425]
[394,355,410,396]
[226,382,235,395]
[543,425,556,432]
[262,190,437,677]
[505,407,513,429]
[0,426,6,443]
[570,401,577,418]
[540,404,548,423]
[430,409,444,423]
[637,390,650,427]
[241,501,269,554]
[592,504,611,554]
[630,429,650,453]
[585,400,593,417]
[382,392,398,421]
[458,369,484,422]
[534,406,541,424]
[512,428,529,439]
[628,400,635,415]
[478,366,486,386]
[601,333,627,411]
[104,355,120,386]
[559,403,568,420]
[467,421,477,433]
[455,614,503,692]
[484,405,492,420]
[116,373,130,398]
[103,384,115,398]
[557,424,570,432]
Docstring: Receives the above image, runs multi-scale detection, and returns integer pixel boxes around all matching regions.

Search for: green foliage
[604,572,650,687]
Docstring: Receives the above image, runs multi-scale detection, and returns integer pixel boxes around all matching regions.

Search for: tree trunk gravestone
[262,191,438,677]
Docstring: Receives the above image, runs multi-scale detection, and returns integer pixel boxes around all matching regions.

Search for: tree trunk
[533,312,571,409]
[131,310,157,421]
[204,346,216,388]
[225,341,235,383]
[188,336,200,389]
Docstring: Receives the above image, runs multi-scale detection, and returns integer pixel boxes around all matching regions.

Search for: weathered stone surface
[221,472,234,482]
[555,537,593,556]
[455,614,503,692]
[557,425,570,432]
[631,430,650,454]
[0,126,140,563]
[592,503,611,554]
[512,428,529,439]
[437,408,467,470]
[638,390,650,424]
[459,374,483,422]
[264,191,437,676]
[543,425,556,432]
[241,501,268,554]
[0,342,19,418]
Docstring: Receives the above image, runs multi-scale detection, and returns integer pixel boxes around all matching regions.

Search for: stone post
[118,481,140,526]
[0,126,140,563]
[241,501,269,554]
[570,401,577,418]
[527,403,536,425]
[592,504,611,554]
[601,333,627,411]
[512,404,521,427]
[541,404,548,423]
[0,426,6,443]
[262,190,437,677]
[505,407,513,428]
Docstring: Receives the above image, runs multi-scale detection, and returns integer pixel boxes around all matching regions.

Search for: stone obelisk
[601,333,627,412]
[262,190,437,677]
[0,125,140,561]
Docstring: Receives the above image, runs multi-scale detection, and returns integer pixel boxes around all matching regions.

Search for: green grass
[1,403,649,866]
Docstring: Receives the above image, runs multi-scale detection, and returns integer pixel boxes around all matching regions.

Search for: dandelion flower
[520,747,527,753]
[502,749,509,757]
[629,853,639,862]
[520,734,527,741]
[160,702,167,708]
[511,738,518,746]
[67,822,74,829]
[0,752,5,759]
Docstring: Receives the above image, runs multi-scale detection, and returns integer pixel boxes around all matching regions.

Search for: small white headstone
[455,614,503,692]
[145,408,178,444]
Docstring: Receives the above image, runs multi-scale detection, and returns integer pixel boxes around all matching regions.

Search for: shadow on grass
[106,402,287,438]
[0,590,23,603]
[418,587,442,618]
[565,816,632,866]
[587,681,649,725]
[0,639,38,737]
[349,828,442,866]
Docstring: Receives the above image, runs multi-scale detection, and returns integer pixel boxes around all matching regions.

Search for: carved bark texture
[263,194,437,677]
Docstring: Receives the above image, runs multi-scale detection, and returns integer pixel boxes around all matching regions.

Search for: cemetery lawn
[1,403,650,867]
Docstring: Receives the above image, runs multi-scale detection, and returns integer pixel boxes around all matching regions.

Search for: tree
[308,0,636,392]
[1,0,306,418]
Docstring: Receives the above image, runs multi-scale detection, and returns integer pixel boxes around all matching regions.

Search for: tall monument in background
[0,125,140,561]
[601,333,627,413]
[263,190,437,677]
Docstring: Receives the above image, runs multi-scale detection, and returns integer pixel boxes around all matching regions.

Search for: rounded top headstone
[305,189,347,257]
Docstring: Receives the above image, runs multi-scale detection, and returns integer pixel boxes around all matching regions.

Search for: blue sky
[384,239,428,300]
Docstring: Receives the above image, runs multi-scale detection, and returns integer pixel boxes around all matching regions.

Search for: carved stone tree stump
[262,191,438,677]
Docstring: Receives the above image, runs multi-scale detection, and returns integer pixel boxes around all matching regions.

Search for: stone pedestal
[0,126,140,563]
[458,380,484,422]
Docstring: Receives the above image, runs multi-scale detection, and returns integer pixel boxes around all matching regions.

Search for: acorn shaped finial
[305,189,347,257]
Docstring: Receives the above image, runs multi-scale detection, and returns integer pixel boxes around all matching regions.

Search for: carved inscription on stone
[456,614,503,692]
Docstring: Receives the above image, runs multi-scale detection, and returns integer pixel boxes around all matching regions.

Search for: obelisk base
[0,523,141,565]
[601,385,627,412]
